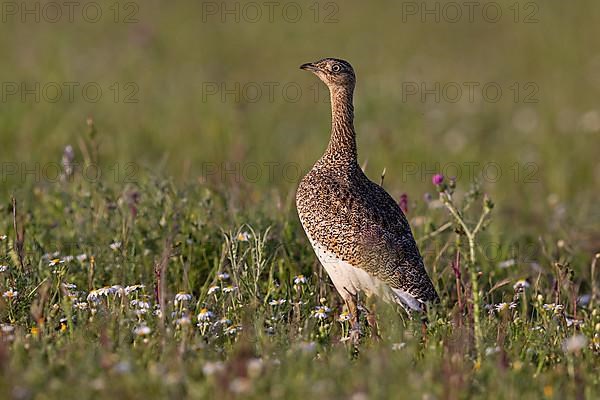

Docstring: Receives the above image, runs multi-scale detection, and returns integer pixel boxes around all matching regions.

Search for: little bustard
[296,58,438,334]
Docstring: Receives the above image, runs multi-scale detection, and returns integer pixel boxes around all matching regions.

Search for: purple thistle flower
[399,193,408,214]
[432,174,444,186]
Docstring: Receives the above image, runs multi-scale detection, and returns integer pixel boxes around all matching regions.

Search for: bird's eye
[332,64,341,72]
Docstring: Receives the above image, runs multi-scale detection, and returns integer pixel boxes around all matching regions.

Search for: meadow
[0,0,599,398]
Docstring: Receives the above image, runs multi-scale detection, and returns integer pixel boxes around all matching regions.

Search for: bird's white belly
[313,239,386,298]
[301,223,422,310]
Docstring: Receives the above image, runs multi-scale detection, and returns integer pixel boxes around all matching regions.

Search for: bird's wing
[313,171,438,303]
[353,215,438,303]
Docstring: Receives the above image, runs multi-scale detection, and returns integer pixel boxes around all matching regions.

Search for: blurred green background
[0,0,598,244]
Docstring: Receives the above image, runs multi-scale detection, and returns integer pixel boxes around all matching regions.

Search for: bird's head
[300,58,355,91]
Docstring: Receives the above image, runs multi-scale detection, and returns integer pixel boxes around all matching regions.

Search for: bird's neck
[325,86,357,163]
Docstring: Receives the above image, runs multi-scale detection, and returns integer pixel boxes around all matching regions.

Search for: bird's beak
[300,62,318,72]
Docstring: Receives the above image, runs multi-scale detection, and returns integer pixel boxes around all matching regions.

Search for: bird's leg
[343,289,360,346]
[420,310,430,345]
[364,297,381,341]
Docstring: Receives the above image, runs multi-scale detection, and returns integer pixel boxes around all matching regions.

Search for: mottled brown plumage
[296,58,438,318]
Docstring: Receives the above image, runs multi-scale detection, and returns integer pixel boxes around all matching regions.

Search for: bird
[296,58,439,338]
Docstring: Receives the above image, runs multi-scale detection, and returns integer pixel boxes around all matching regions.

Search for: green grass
[0,165,598,399]
[1,0,599,398]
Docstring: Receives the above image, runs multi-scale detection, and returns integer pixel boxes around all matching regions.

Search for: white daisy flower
[565,317,583,327]
[513,279,530,292]
[237,231,251,242]
[489,302,517,313]
[174,292,193,303]
[207,286,220,295]
[109,241,122,251]
[63,283,77,290]
[293,275,307,285]
[217,272,230,280]
[49,258,65,267]
[338,311,350,322]
[313,306,330,319]
[109,285,124,295]
[223,285,238,294]
[130,300,150,309]
[125,285,144,295]
[0,265,8,273]
[87,290,101,303]
[197,308,214,321]
[543,303,564,313]
[96,287,112,296]
[2,289,18,299]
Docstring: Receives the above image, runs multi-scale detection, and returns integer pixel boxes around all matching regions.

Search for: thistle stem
[440,192,491,366]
